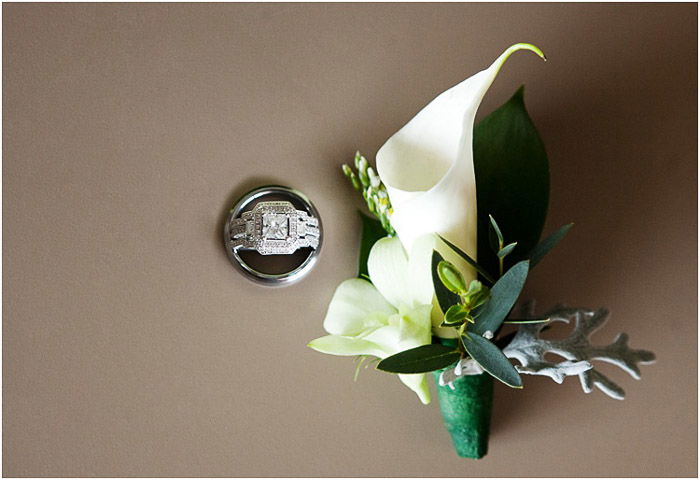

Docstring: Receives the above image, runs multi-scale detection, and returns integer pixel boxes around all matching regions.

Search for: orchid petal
[376,44,546,278]
[397,305,433,350]
[323,278,395,336]
[361,325,402,356]
[307,335,386,358]
[367,234,440,310]
[398,373,431,404]
[367,236,413,310]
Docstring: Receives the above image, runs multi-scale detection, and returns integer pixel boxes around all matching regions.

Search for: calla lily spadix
[308,235,436,404]
[376,43,546,336]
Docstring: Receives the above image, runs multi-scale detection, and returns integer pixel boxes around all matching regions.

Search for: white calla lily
[308,235,436,404]
[376,44,546,322]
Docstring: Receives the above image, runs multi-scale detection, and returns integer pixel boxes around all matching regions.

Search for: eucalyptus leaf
[437,235,496,285]
[474,86,549,276]
[497,242,518,259]
[528,223,574,268]
[376,344,461,374]
[357,211,387,278]
[462,332,522,388]
[432,251,461,314]
[471,260,530,336]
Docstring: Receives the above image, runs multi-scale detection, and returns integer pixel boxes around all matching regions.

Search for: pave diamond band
[224,185,322,286]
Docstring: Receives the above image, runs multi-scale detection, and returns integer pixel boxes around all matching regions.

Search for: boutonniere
[308,43,655,459]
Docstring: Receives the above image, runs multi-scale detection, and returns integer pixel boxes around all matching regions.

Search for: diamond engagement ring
[229,201,320,254]
[224,185,322,286]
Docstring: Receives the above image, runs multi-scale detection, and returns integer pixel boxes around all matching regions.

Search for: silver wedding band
[224,185,322,286]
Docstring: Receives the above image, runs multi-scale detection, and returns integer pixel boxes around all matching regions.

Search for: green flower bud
[349,173,361,191]
[358,163,370,188]
[346,151,396,236]
[437,260,467,294]
[366,195,376,213]
[367,167,381,188]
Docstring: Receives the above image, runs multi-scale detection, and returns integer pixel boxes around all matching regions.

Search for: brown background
[3,3,697,477]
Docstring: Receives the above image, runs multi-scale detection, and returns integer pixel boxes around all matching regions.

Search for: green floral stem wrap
[432,367,494,459]
[433,370,493,458]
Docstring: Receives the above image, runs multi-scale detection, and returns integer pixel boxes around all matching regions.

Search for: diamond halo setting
[229,201,320,255]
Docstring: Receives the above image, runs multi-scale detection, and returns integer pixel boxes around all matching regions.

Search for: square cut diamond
[262,214,289,240]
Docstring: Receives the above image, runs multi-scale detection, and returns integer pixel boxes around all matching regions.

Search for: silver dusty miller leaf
[503,303,656,400]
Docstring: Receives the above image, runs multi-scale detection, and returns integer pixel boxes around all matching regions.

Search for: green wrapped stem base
[432,370,494,459]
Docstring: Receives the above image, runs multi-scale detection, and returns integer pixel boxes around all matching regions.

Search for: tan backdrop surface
[3,3,697,477]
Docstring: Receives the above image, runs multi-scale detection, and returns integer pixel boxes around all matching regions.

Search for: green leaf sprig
[343,152,395,236]
[378,232,529,388]
[377,220,570,387]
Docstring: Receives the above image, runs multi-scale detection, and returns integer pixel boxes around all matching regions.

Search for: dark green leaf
[432,251,461,314]
[376,344,461,374]
[462,332,522,388]
[489,215,504,253]
[437,235,496,285]
[357,212,387,278]
[497,242,518,259]
[528,223,574,268]
[474,86,549,275]
[472,260,530,336]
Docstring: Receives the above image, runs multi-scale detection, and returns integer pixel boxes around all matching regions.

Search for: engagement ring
[224,185,322,285]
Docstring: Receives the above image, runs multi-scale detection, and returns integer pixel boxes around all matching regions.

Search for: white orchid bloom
[308,235,436,404]
[375,43,546,335]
